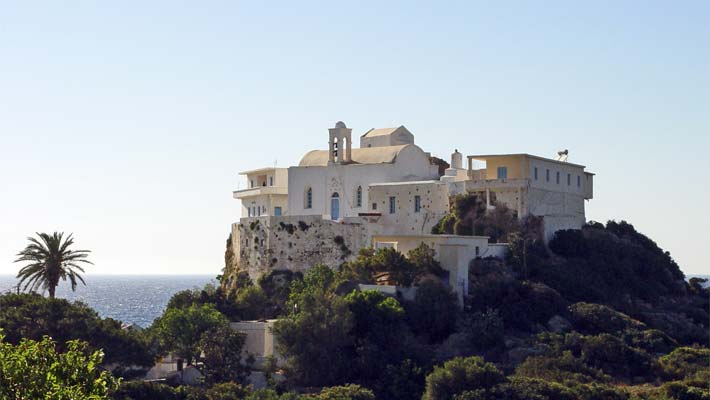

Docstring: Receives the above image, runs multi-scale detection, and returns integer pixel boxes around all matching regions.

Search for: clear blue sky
[1,1,707,276]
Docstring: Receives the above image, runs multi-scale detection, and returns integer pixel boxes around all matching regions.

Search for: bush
[375,359,425,400]
[569,302,646,334]
[580,334,658,380]
[406,279,458,343]
[0,293,154,372]
[317,384,375,400]
[462,309,504,350]
[423,356,506,400]
[626,329,678,354]
[0,334,119,400]
[114,381,181,400]
[507,377,577,400]
[549,229,589,257]
[515,351,611,384]
[659,347,710,380]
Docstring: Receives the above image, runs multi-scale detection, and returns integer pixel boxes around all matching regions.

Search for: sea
[0,274,216,328]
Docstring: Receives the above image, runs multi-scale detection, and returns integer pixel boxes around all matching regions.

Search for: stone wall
[231,215,368,281]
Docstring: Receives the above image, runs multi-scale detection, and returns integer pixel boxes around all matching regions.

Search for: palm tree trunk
[48,285,56,299]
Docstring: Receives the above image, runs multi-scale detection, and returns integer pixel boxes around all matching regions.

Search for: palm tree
[14,232,92,298]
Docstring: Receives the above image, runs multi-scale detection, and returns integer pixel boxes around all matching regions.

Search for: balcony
[232,186,288,199]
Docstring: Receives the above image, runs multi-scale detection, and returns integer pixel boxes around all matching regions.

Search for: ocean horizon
[0,274,217,327]
[0,273,707,328]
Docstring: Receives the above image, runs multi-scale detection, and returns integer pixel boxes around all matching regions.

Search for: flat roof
[467,153,587,169]
[238,167,286,176]
[369,180,442,187]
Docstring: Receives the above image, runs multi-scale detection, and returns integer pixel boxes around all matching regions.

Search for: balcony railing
[232,186,288,199]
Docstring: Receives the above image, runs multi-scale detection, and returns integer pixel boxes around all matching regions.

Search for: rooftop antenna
[555,149,569,162]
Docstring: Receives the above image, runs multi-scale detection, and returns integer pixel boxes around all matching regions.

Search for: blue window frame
[274,206,282,216]
[534,167,538,180]
[567,173,571,185]
[389,196,396,214]
[546,169,550,182]
[414,195,421,213]
[556,171,560,184]
[497,166,508,179]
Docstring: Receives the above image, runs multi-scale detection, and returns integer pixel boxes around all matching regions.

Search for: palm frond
[13,231,91,297]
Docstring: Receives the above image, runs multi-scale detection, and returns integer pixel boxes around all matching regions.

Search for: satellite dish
[555,149,569,162]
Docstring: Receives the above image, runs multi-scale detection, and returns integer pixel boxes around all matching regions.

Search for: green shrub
[0,293,154,373]
[549,229,589,257]
[659,347,710,380]
[317,384,375,400]
[462,309,504,350]
[423,356,506,400]
[0,334,119,400]
[626,329,678,354]
[580,334,657,380]
[405,279,458,343]
[569,302,646,334]
[660,381,710,400]
[515,351,611,384]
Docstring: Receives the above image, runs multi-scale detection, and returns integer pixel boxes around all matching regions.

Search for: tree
[0,293,154,373]
[198,325,252,385]
[407,242,446,277]
[406,278,458,343]
[422,356,506,400]
[14,232,92,298]
[151,303,228,365]
[0,333,119,399]
[272,264,355,386]
[340,247,436,287]
[344,290,409,387]
[317,384,375,400]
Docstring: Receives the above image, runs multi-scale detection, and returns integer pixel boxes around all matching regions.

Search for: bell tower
[328,121,352,165]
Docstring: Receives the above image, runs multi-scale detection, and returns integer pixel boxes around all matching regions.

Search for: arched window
[305,187,313,209]
[355,186,362,208]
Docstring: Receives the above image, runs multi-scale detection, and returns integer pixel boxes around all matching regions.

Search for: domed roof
[335,121,347,128]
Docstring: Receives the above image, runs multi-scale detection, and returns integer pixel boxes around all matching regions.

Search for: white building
[229,121,595,304]
[286,122,440,220]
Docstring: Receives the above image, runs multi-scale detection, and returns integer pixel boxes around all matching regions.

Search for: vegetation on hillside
[1,216,707,399]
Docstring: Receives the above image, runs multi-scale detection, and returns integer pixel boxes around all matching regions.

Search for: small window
[372,202,377,210]
[355,186,362,208]
[577,175,581,187]
[274,206,282,216]
[414,195,421,213]
[534,167,538,180]
[389,196,396,214]
[497,166,508,179]
[250,180,254,188]
[248,207,251,217]
[556,171,560,184]
[269,176,273,186]
[475,246,480,256]
[305,187,313,209]
[567,173,571,186]
[546,169,550,182]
